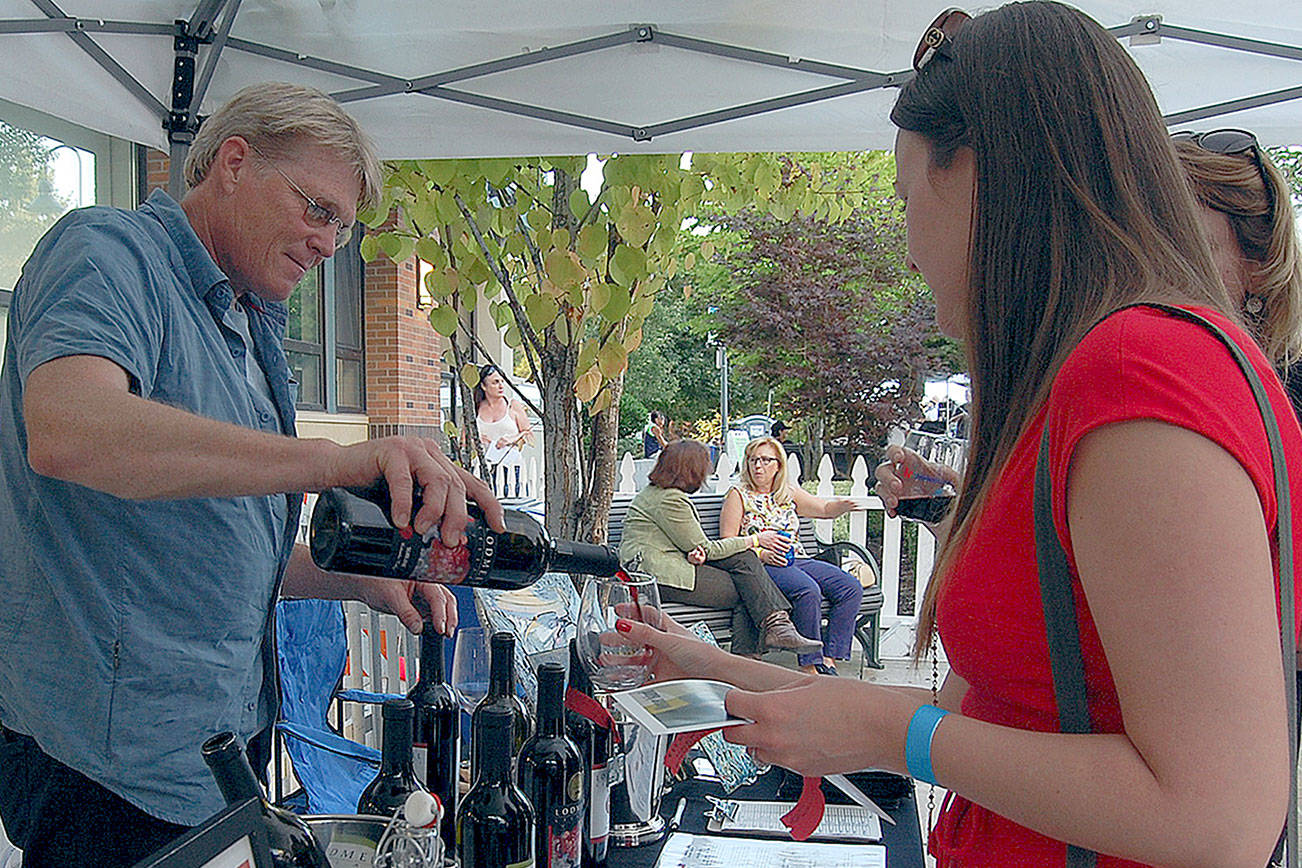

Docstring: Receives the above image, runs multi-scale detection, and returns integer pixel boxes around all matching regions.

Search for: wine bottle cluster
[202,624,615,868]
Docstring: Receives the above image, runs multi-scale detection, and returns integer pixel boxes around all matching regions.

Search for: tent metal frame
[2,2,1301,190]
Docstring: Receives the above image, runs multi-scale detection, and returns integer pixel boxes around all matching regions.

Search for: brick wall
[143,148,448,438]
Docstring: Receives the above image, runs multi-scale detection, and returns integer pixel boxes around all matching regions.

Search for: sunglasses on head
[1171,128,1273,209]
[913,8,972,71]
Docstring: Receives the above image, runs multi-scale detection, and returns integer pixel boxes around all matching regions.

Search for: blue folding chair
[273,598,401,814]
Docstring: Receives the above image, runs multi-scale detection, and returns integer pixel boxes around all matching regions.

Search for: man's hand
[326,436,505,545]
[687,545,707,566]
[359,577,458,635]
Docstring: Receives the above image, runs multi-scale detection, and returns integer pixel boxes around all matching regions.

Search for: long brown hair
[891,2,1234,655]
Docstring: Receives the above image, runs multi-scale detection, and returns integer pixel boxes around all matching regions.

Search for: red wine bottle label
[589,762,610,845]
[411,743,428,786]
[545,801,582,868]
[411,537,472,584]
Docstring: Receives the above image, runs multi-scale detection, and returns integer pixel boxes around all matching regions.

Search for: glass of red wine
[891,432,967,524]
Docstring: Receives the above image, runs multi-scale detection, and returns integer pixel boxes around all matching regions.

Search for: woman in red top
[619,3,1302,866]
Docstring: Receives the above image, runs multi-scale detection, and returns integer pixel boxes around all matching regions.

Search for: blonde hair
[740,437,793,505]
[184,82,382,213]
[1175,140,1302,367]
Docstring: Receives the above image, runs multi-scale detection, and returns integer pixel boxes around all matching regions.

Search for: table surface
[606,770,926,868]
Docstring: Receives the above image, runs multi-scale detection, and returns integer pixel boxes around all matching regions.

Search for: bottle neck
[479,719,514,785]
[204,743,264,806]
[418,628,445,684]
[489,641,515,698]
[381,711,415,775]
[549,539,620,577]
[536,671,565,736]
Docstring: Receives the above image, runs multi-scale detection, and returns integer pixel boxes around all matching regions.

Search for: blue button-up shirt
[0,190,301,824]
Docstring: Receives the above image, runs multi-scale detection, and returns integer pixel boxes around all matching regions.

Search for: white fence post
[714,453,736,492]
[618,452,637,494]
[813,454,835,543]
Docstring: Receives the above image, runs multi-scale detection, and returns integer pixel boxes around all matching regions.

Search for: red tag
[664,727,722,776]
[565,688,614,731]
[780,776,826,841]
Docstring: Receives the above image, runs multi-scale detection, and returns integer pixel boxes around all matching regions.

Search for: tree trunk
[579,374,625,545]
[539,347,581,541]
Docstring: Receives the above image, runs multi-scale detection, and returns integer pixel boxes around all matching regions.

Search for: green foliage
[0,121,64,290]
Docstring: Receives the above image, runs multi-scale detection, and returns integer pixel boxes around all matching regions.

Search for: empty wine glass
[576,573,662,691]
[451,626,489,714]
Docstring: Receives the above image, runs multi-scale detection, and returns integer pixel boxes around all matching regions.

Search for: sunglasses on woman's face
[913,7,972,71]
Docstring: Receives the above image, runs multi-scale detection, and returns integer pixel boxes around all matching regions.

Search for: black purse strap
[1033,303,1297,868]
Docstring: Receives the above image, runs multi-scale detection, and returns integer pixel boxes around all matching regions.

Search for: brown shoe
[760,611,823,655]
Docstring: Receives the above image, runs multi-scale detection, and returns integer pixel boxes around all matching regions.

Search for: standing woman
[473,364,534,497]
[721,437,861,675]
[619,4,1302,866]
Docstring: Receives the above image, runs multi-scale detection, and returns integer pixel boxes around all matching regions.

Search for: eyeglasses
[1170,128,1272,210]
[913,8,971,71]
[748,456,780,467]
[247,142,353,247]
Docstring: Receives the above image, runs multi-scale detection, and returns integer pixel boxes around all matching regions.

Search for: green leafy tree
[1,121,63,290]
[363,153,883,541]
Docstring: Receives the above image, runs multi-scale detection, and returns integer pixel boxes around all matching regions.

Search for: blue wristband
[905,704,949,785]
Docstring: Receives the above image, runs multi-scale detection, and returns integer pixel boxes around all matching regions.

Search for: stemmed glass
[451,626,489,714]
[893,431,968,523]
[576,573,662,692]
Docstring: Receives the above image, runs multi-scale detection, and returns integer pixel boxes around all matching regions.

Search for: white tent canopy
[2,0,1301,165]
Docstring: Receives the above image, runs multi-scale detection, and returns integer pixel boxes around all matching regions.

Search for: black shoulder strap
[1033,303,1296,868]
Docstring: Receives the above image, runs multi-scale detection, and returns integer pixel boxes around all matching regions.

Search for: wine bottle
[518,663,585,868]
[309,481,619,589]
[357,698,429,817]
[458,707,535,868]
[472,632,532,780]
[201,732,331,868]
[408,623,460,860]
[564,640,610,868]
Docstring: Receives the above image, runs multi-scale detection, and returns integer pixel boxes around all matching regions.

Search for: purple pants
[765,557,863,666]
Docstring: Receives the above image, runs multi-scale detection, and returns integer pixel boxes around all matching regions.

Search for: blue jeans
[765,558,863,666]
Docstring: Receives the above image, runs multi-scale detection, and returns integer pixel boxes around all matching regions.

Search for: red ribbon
[780,776,826,841]
[664,727,722,776]
[564,688,621,745]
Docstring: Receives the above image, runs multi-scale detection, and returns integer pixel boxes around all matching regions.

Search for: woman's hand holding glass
[755,529,790,555]
[577,574,663,691]
[874,444,961,516]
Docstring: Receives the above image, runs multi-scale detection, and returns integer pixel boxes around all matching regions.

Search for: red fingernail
[615,618,633,633]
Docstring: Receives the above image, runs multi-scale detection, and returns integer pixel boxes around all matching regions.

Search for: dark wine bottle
[408,623,460,860]
[564,640,610,868]
[357,698,429,817]
[518,663,585,868]
[309,481,619,588]
[201,732,331,868]
[458,707,535,868]
[472,632,532,780]
[894,494,956,523]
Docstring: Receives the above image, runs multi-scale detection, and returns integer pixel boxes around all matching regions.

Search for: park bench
[606,491,884,669]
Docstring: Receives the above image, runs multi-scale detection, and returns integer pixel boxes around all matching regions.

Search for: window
[284,235,366,413]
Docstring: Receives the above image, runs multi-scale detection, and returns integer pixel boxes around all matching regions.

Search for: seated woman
[618,439,821,656]
[722,437,862,676]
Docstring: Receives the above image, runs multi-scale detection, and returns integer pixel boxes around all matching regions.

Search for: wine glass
[892,431,967,523]
[576,573,662,691]
[451,626,490,714]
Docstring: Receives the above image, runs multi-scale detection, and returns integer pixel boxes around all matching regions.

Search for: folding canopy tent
[1,1,1301,174]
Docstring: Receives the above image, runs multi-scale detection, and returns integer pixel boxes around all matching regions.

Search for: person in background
[721,436,861,675]
[617,439,822,657]
[0,82,503,867]
[643,409,668,458]
[473,363,534,497]
[770,420,791,442]
[622,4,1302,865]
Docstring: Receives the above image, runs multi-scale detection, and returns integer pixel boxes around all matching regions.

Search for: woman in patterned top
[721,436,861,675]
